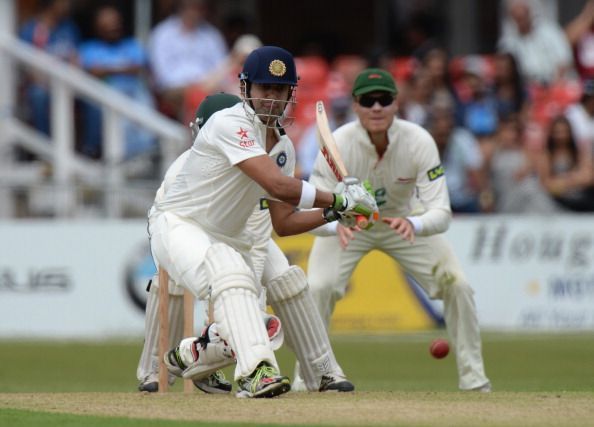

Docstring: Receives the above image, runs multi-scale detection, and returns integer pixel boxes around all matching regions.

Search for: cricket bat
[315,100,372,228]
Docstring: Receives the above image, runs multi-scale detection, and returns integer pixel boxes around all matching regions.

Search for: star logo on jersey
[236,127,249,139]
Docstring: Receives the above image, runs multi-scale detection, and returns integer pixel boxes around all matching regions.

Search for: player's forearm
[272,209,329,237]
[267,176,334,208]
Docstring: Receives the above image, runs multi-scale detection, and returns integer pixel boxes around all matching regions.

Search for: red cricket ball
[430,338,450,359]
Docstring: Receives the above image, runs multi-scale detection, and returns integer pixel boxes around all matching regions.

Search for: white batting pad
[136,281,184,383]
[266,266,344,391]
[205,243,277,380]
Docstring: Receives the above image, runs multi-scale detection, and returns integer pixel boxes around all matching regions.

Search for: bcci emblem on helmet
[269,60,286,77]
[240,46,298,86]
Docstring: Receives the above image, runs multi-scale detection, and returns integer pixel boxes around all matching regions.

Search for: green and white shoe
[236,362,291,398]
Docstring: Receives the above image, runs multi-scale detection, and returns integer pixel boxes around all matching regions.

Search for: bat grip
[355,215,368,229]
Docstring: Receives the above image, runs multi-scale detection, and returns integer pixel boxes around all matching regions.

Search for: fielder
[294,68,491,392]
[148,46,377,398]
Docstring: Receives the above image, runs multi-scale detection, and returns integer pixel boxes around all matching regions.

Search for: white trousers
[149,211,277,379]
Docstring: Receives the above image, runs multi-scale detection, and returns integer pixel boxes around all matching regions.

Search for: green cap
[352,68,398,97]
[195,92,241,128]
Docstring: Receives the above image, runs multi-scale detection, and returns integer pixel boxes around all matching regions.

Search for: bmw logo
[276,152,287,167]
[124,242,157,312]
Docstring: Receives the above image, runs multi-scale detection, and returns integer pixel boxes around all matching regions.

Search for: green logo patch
[259,198,269,210]
[427,164,445,181]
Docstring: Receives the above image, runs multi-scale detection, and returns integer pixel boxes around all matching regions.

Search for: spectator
[537,115,594,211]
[456,56,499,141]
[419,46,460,113]
[565,0,594,80]
[78,5,156,160]
[565,79,594,154]
[489,114,558,213]
[148,0,228,120]
[399,69,433,128]
[493,51,530,118]
[182,34,262,122]
[430,102,484,213]
[197,34,262,95]
[19,0,80,136]
[498,0,574,85]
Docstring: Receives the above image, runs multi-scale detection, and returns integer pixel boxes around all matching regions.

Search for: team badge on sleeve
[427,164,445,181]
[276,152,287,168]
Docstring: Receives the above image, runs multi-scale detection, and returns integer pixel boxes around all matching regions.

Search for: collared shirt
[149,16,227,89]
[155,103,294,247]
[309,118,451,236]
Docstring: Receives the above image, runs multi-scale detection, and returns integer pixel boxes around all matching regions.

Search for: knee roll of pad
[266,265,308,303]
[204,243,258,300]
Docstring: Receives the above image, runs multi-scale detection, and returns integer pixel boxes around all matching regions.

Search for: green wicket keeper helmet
[239,45,298,128]
[189,92,241,138]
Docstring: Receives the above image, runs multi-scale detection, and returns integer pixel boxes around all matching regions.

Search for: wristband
[406,216,423,233]
[297,180,316,209]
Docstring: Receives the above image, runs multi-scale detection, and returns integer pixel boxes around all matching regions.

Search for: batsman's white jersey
[307,118,490,391]
[153,102,294,252]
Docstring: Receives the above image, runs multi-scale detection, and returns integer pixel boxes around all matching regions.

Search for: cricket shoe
[138,379,159,393]
[193,370,232,394]
[319,373,355,392]
[236,362,291,398]
[137,372,175,393]
[469,381,492,393]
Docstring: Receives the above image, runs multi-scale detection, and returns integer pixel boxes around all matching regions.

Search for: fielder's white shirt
[309,118,451,236]
[155,103,294,246]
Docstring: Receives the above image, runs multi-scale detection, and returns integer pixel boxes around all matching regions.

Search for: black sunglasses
[358,93,394,108]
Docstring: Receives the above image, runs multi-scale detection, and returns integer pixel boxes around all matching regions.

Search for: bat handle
[355,215,368,229]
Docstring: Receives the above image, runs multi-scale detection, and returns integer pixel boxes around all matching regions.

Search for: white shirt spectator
[565,103,594,152]
[149,16,228,90]
[498,2,573,84]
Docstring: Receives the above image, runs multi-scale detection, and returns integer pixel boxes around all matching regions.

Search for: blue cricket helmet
[239,46,298,86]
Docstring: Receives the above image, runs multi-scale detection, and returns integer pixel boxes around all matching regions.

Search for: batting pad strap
[148,272,186,296]
[297,180,316,209]
[266,265,308,303]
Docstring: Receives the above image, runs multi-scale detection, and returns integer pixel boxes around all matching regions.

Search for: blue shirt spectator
[18,0,80,136]
[431,104,484,213]
[78,6,156,159]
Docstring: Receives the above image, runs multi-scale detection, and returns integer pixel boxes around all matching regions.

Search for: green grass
[0,408,313,427]
[1,332,593,426]
[1,332,592,393]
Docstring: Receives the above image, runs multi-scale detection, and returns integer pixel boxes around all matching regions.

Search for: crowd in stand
[16,0,594,214]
